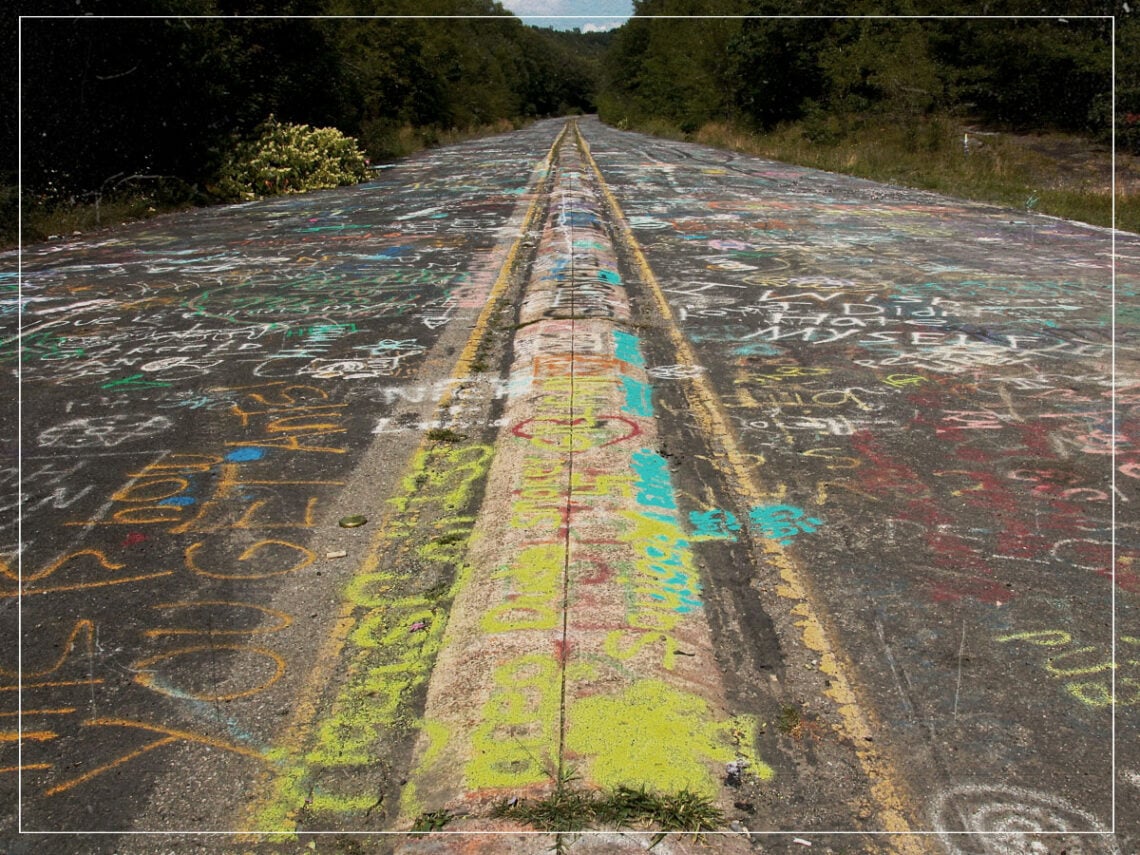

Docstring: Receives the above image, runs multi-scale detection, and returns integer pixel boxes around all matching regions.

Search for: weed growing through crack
[426,427,467,443]
[410,809,454,835]
[491,778,723,846]
[776,705,802,735]
[776,704,824,741]
[595,785,723,833]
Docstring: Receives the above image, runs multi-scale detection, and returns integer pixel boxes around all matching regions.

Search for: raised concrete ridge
[392,124,761,853]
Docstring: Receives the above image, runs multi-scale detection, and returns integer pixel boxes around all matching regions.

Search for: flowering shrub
[212,117,370,201]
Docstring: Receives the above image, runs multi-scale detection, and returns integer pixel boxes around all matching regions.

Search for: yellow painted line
[439,121,570,411]
[239,123,567,833]
[575,124,924,852]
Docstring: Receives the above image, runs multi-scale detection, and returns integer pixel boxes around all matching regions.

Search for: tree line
[601,1,1133,150]
[12,0,607,210]
[7,0,1135,237]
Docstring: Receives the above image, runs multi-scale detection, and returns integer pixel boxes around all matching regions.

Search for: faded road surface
[3,116,1138,854]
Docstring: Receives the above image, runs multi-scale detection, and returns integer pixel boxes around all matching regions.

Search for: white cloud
[498,0,567,13]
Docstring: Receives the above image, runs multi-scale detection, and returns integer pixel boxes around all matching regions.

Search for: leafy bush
[211,117,370,202]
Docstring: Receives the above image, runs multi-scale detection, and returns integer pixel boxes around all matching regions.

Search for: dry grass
[691,116,1138,234]
[16,193,197,247]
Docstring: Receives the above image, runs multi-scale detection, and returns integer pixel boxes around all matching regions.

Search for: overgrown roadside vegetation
[9,1,1139,246]
[618,113,1139,233]
[5,2,610,249]
[599,2,1139,234]
[8,117,532,249]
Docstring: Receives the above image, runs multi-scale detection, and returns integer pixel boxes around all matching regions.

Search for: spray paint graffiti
[579,113,1138,840]
[398,127,770,827]
[930,784,1119,854]
[5,118,573,831]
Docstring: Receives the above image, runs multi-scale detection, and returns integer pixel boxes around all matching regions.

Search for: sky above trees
[497,0,633,31]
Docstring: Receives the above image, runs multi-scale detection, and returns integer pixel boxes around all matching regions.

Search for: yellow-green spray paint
[568,680,772,796]
[249,441,493,831]
[399,125,772,824]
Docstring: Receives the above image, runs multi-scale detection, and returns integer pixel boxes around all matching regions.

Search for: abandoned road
[3,116,1138,854]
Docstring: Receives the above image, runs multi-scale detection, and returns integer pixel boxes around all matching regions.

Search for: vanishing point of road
[3,116,1138,854]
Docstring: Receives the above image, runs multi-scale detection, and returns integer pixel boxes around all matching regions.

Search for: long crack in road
[3,117,1138,854]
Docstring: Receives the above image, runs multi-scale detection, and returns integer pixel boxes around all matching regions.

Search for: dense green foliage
[601,1,1132,152]
[14,0,606,212]
[9,0,1136,244]
[320,5,607,159]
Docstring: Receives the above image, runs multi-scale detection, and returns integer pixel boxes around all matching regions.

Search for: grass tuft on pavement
[491,781,723,837]
[426,428,467,443]
[410,808,454,835]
